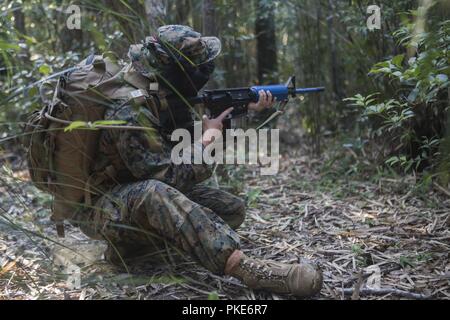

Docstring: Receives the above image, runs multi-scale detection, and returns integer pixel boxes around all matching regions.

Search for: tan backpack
[23,53,161,237]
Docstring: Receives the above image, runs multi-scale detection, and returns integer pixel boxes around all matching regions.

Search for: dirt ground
[0,151,449,300]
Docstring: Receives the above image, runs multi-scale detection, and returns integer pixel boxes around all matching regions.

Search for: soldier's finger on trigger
[217,107,233,122]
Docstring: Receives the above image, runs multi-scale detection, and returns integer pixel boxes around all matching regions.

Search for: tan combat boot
[224,250,323,298]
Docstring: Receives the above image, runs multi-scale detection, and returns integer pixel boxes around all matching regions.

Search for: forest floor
[0,146,449,300]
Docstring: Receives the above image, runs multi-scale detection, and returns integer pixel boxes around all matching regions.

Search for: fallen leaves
[0,151,449,300]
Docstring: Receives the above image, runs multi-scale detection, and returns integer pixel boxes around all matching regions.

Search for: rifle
[165,76,324,122]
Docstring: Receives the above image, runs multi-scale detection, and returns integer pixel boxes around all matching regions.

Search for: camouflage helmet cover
[129,25,221,72]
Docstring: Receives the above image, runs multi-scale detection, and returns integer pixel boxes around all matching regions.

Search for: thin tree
[255,0,278,84]
[202,0,216,36]
[145,0,167,30]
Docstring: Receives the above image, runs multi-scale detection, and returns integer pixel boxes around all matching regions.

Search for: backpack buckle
[128,89,148,106]
[149,82,159,92]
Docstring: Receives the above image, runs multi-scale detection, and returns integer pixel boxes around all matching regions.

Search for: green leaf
[247,188,262,207]
[64,121,88,132]
[39,64,52,76]
[28,86,38,98]
[385,156,400,166]
[399,256,415,268]
[407,88,419,102]
[207,291,220,300]
[0,40,20,51]
[374,61,390,68]
[351,244,363,255]
[407,57,417,66]
[392,54,405,68]
[23,35,37,46]
[404,160,414,173]
[370,67,391,74]
[92,120,127,126]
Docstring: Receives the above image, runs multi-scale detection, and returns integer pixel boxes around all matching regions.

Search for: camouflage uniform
[75,26,244,275]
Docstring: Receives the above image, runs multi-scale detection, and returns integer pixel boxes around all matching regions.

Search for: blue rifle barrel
[295,87,325,94]
[250,85,324,102]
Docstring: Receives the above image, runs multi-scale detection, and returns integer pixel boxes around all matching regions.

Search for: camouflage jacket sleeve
[106,104,212,191]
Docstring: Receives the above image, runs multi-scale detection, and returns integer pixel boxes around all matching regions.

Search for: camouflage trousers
[76,179,245,274]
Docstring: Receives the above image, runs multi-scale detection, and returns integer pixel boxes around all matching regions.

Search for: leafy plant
[64,120,128,132]
[207,291,220,300]
[344,18,450,176]
[246,187,261,208]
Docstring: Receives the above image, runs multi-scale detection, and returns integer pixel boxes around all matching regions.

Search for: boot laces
[241,258,280,280]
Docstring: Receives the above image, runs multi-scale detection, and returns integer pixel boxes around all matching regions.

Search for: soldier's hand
[248,90,276,112]
[201,107,234,147]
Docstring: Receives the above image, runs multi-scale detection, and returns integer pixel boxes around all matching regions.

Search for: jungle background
[0,0,449,300]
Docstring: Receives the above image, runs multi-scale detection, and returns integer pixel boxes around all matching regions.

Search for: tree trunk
[13,3,26,36]
[255,0,278,84]
[326,0,342,100]
[202,0,216,36]
[202,0,218,89]
[175,0,192,25]
[313,0,323,156]
[145,0,167,30]
[12,1,29,62]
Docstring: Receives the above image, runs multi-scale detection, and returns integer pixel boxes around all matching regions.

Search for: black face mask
[159,60,215,97]
[158,61,215,134]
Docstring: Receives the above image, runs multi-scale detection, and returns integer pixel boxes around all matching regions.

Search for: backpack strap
[123,64,154,91]
[48,82,67,237]
[122,64,169,115]
[52,197,67,237]
[84,165,117,208]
